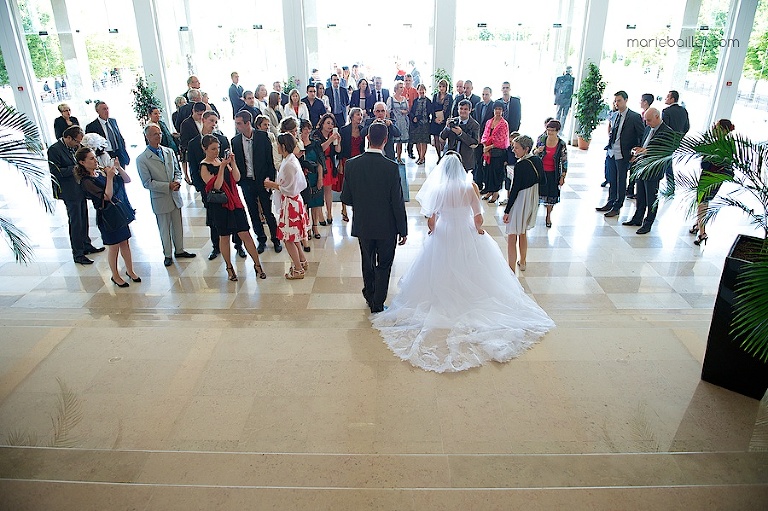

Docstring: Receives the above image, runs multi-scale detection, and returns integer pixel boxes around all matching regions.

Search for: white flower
[81,133,108,151]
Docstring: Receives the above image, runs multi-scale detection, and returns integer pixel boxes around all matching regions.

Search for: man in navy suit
[327,73,349,127]
[596,91,644,218]
[85,101,130,167]
[228,71,245,119]
[302,84,327,128]
[341,122,407,313]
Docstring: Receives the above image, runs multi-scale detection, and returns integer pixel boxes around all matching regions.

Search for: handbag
[207,188,228,204]
[101,198,135,232]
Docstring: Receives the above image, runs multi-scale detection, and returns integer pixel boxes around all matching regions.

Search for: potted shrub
[130,75,161,126]
[635,125,768,399]
[573,62,606,150]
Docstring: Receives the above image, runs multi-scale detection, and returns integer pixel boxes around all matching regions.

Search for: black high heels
[126,271,141,283]
[689,224,699,234]
[111,277,129,288]
[693,234,708,246]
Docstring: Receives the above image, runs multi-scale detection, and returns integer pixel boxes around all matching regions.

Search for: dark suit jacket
[239,104,262,125]
[610,109,644,160]
[187,132,230,192]
[85,117,130,167]
[280,92,289,106]
[340,151,407,240]
[371,88,390,105]
[361,118,401,161]
[327,86,350,120]
[302,97,328,128]
[228,83,245,118]
[440,117,480,171]
[175,102,193,132]
[339,123,366,159]
[231,130,276,189]
[179,117,201,155]
[48,139,84,202]
[633,122,676,179]
[472,101,495,133]
[662,104,690,134]
[349,89,374,117]
[54,116,80,139]
[500,96,522,132]
[450,93,481,116]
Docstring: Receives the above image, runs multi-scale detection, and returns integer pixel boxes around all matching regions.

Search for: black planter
[701,234,768,400]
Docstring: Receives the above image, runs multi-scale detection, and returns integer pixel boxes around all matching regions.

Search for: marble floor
[0,135,767,509]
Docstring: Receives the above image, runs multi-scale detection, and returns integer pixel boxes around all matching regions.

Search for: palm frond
[0,98,43,154]
[0,216,33,264]
[733,244,768,362]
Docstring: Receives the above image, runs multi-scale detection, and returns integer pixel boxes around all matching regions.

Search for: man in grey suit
[440,99,479,172]
[136,125,196,266]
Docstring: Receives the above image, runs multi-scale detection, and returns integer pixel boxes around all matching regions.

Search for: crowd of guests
[47,66,725,286]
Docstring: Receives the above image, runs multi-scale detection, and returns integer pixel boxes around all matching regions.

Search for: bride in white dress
[371,153,554,373]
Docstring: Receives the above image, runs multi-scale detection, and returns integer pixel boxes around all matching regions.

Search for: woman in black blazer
[54,103,79,139]
[409,84,432,165]
[349,79,373,119]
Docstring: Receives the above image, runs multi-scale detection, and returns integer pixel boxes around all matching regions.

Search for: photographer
[439,99,480,172]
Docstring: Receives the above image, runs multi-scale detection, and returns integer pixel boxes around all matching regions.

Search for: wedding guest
[479,101,510,203]
[228,71,245,118]
[533,120,567,228]
[171,96,187,133]
[199,135,266,281]
[76,147,139,287]
[350,78,373,118]
[255,84,269,111]
[147,106,179,156]
[409,84,431,165]
[283,88,309,121]
[54,103,79,139]
[264,133,311,279]
[439,99,480,172]
[315,82,332,114]
[388,81,410,164]
[403,74,419,159]
[503,135,541,271]
[264,92,283,137]
[201,91,219,117]
[299,119,325,240]
[85,101,130,167]
[302,83,327,128]
[312,113,342,225]
[431,79,452,161]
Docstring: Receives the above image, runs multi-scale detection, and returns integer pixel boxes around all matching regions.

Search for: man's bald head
[644,107,662,128]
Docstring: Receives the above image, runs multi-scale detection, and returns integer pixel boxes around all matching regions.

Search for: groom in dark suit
[341,122,408,313]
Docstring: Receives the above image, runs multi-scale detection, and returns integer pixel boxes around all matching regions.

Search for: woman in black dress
[430,79,452,161]
[409,83,432,165]
[199,135,266,282]
[54,103,79,139]
[533,119,568,228]
[75,147,139,288]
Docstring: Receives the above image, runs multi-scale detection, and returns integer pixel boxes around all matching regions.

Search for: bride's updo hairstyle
[513,135,534,153]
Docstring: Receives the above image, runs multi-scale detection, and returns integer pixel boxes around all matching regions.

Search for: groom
[341,122,408,313]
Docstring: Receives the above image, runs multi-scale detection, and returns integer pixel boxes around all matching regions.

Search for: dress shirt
[99,118,114,151]
[610,109,627,160]
[242,132,254,178]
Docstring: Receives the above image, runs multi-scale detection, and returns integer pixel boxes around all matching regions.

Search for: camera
[448,117,460,128]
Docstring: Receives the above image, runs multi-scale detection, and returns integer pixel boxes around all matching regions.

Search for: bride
[371,152,554,373]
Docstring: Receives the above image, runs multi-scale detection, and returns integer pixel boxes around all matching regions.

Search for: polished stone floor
[0,135,766,509]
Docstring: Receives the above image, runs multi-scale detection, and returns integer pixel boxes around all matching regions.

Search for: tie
[377,90,382,102]
[610,113,621,145]
[334,87,340,113]
[642,127,655,148]
[105,120,119,150]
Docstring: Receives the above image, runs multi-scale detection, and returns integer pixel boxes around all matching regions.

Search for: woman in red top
[338,107,365,222]
[313,113,342,225]
[479,102,510,203]
[533,120,567,228]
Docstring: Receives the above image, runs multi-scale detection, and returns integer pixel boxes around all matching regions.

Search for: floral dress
[275,153,311,242]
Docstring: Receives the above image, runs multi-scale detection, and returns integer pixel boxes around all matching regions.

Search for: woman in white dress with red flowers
[264,133,311,279]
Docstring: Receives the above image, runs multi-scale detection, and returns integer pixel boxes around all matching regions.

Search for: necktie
[377,90,382,102]
[105,120,118,150]
[611,113,621,145]
[334,88,340,113]
[642,127,655,148]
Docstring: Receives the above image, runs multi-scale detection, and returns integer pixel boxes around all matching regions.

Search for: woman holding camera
[312,113,341,225]
[75,147,138,287]
[199,134,265,281]
[264,133,311,280]
[338,107,365,222]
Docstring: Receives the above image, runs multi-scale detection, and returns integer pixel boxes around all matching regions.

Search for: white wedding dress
[371,155,555,373]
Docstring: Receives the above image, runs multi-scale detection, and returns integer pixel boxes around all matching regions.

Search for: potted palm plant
[635,124,768,399]
[0,99,54,263]
[573,62,606,150]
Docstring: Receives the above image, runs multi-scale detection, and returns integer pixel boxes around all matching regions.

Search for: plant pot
[577,136,590,150]
[701,234,768,400]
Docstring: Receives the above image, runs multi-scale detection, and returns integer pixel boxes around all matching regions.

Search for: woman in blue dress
[76,147,140,288]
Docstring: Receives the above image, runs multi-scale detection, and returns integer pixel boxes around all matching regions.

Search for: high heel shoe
[111,277,129,288]
[125,271,141,283]
[517,261,526,271]
[285,267,305,280]
[318,220,327,226]
[693,234,708,246]
[253,263,266,279]
[300,260,309,270]
[226,266,238,281]
[342,212,349,222]
[488,193,499,204]
[689,224,700,234]
[546,220,552,228]
[303,244,311,253]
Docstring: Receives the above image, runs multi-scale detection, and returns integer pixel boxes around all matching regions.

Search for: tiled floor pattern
[1,134,766,509]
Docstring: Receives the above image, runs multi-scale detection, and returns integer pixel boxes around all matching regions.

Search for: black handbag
[207,188,228,204]
[101,198,135,232]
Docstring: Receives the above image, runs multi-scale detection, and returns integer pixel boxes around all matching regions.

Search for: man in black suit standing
[239,90,262,122]
[440,99,480,172]
[623,108,676,234]
[302,84,326,128]
[327,73,349,128]
[499,81,522,132]
[661,90,690,189]
[596,91,644,218]
[371,76,390,105]
[48,125,104,264]
[341,122,408,313]
[85,101,130,167]
[228,72,245,119]
[231,110,282,254]
[461,80,481,110]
